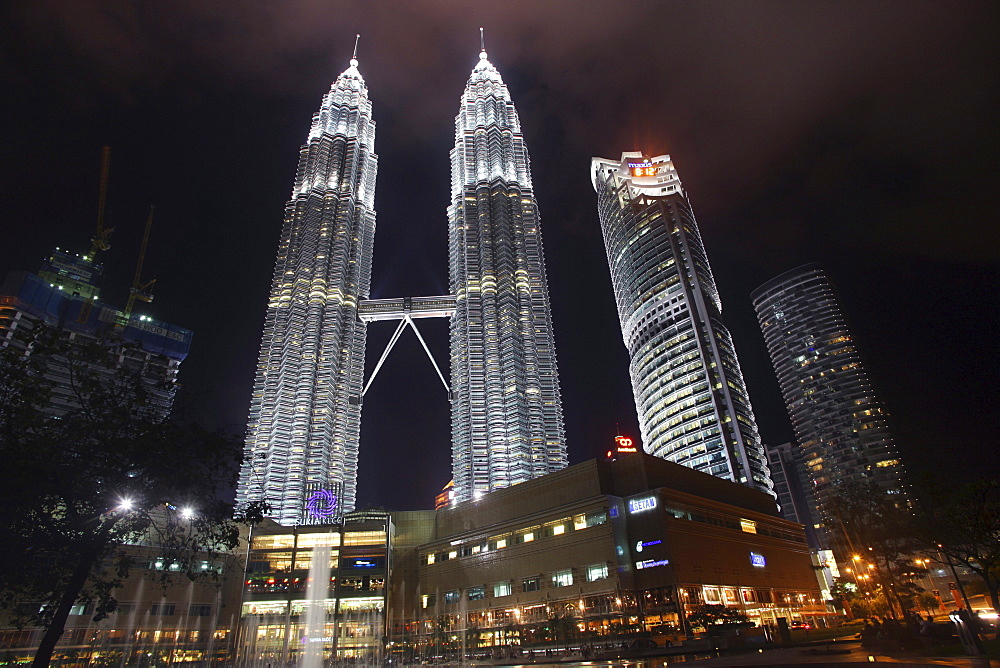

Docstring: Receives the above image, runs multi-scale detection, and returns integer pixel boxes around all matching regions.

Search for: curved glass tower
[238,56,377,523]
[448,47,567,503]
[591,153,773,497]
[752,264,907,540]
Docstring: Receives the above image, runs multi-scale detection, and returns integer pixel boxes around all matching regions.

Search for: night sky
[2,2,996,510]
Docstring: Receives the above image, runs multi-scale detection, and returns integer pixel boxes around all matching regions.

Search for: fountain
[298,544,331,668]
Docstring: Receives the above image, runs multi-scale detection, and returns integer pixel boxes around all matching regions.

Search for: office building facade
[238,56,378,523]
[590,153,773,497]
[448,47,567,502]
[752,264,907,548]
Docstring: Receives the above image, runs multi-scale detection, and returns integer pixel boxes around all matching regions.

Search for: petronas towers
[237,56,377,524]
[238,41,567,523]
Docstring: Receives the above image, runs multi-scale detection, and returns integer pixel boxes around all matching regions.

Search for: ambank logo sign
[628,496,657,514]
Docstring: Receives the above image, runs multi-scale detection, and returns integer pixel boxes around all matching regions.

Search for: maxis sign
[628,496,657,514]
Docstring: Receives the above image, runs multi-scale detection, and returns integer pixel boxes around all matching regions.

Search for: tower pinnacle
[479,27,487,60]
[351,33,360,67]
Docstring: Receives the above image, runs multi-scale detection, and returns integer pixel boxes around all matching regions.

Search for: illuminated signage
[750,552,767,568]
[740,519,757,534]
[634,539,662,553]
[628,496,657,514]
[306,489,338,519]
[627,160,656,177]
[351,559,378,569]
[614,435,638,453]
[636,559,670,570]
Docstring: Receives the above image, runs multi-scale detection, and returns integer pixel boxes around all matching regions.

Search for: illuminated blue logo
[750,552,767,568]
[306,489,338,519]
[635,539,662,553]
[636,559,669,570]
[628,496,657,513]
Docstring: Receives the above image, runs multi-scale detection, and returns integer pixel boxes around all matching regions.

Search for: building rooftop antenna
[480,27,485,54]
[352,34,360,63]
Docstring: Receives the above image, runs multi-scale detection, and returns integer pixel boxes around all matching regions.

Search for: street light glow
[118,498,134,511]
[180,507,194,519]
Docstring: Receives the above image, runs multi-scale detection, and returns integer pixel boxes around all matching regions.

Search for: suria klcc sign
[628,496,657,513]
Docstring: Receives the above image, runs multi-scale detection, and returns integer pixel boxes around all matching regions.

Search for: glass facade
[448,48,567,502]
[752,264,907,546]
[590,153,773,497]
[238,57,378,523]
[240,514,391,665]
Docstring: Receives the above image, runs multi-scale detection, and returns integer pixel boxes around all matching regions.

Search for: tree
[0,326,263,667]
[827,479,918,618]
[915,480,1000,615]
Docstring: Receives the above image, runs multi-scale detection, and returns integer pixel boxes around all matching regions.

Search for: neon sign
[635,539,662,553]
[628,160,656,177]
[750,552,767,568]
[306,489,338,519]
[614,435,637,453]
[636,559,669,570]
[628,496,657,513]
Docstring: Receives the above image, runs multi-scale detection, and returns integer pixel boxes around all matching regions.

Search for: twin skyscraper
[237,43,568,524]
[237,41,774,525]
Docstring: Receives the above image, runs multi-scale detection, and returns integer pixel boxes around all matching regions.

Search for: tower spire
[480,27,485,54]
[351,33,360,66]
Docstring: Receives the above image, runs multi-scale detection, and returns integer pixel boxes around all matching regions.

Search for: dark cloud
[1,1,996,508]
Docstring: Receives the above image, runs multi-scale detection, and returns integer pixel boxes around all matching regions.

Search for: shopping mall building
[2,452,828,664]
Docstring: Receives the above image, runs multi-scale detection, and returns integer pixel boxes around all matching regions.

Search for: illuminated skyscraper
[448,45,567,502]
[591,153,774,497]
[752,264,907,545]
[238,55,377,524]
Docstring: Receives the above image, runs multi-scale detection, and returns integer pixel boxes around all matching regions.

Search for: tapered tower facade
[448,47,568,502]
[752,264,907,545]
[238,56,377,524]
[591,153,774,497]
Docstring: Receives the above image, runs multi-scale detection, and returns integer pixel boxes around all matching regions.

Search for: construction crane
[88,146,114,260]
[123,206,157,319]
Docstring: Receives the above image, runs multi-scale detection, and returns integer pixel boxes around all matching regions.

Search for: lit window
[494,581,511,597]
[586,563,608,582]
[552,569,573,587]
[444,590,459,604]
[552,524,565,536]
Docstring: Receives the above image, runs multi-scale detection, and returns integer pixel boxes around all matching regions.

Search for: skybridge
[351,295,456,404]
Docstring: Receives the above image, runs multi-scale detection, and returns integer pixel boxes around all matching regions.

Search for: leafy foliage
[914,479,1000,614]
[0,325,262,665]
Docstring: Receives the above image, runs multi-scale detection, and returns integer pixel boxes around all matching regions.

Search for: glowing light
[306,489,338,519]
[180,507,194,519]
[118,498,134,511]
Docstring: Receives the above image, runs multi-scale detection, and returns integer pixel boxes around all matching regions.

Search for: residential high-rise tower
[237,55,377,524]
[591,153,774,497]
[752,264,907,546]
[448,46,568,502]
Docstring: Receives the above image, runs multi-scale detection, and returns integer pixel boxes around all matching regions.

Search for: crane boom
[89,146,114,258]
[124,206,157,318]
